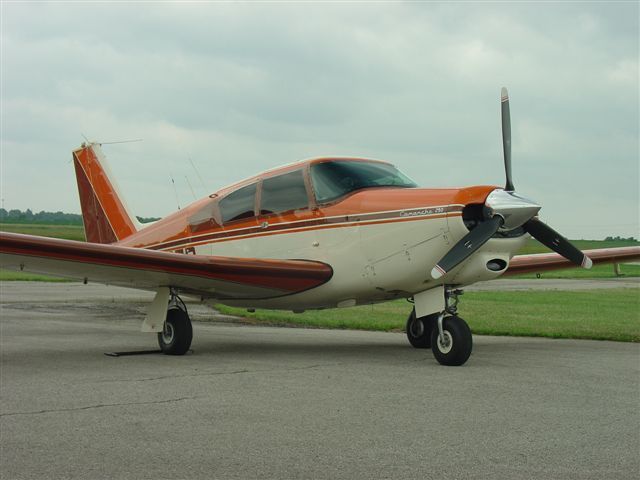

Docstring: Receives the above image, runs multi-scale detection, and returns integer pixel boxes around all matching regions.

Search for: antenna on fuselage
[169,174,181,210]
[188,157,207,192]
[185,176,197,200]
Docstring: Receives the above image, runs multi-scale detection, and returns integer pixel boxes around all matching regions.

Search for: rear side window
[260,170,309,215]
[219,183,257,223]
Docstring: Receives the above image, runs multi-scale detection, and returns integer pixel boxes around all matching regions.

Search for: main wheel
[158,307,193,355]
[406,308,436,349]
[430,315,472,366]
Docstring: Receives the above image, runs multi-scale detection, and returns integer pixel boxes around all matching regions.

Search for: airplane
[1,88,639,366]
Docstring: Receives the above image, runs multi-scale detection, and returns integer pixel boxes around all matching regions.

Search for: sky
[1,1,638,239]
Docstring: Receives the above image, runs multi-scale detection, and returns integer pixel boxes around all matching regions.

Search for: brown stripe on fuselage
[146,205,463,252]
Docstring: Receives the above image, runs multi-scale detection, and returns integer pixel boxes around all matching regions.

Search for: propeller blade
[523,218,593,269]
[431,215,504,279]
[501,87,514,191]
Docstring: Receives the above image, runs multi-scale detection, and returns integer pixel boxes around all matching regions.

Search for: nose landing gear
[407,289,473,366]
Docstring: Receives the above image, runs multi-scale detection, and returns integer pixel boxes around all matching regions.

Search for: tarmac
[1,281,639,479]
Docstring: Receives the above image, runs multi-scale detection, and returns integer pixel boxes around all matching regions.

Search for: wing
[506,246,640,276]
[0,232,333,300]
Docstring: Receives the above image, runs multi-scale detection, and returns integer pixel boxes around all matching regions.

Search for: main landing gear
[158,293,193,355]
[406,289,472,366]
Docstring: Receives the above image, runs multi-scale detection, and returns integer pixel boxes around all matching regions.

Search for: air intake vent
[486,259,507,272]
[462,204,485,231]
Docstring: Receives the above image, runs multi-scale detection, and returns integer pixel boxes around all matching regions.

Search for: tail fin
[72,143,140,244]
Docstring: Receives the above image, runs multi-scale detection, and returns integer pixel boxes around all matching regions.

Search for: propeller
[431,215,504,280]
[523,218,593,268]
[430,87,592,280]
[501,87,514,192]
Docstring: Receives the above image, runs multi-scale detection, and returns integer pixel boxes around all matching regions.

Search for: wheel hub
[410,318,424,337]
[162,322,174,344]
[437,330,453,354]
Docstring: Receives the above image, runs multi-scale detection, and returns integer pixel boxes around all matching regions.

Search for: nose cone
[485,189,541,230]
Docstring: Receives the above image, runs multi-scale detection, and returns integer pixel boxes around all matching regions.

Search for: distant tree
[0,208,161,225]
[137,216,161,223]
[1,208,83,225]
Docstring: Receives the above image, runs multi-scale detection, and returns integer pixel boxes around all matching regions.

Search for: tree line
[0,208,160,225]
[604,235,638,242]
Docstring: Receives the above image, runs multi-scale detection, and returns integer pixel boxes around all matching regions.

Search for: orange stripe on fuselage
[165,213,458,251]
[149,209,458,252]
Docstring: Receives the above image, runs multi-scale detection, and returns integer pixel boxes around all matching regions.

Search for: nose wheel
[430,314,472,366]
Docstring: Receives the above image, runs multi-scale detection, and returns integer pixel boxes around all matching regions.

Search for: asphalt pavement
[1,282,638,479]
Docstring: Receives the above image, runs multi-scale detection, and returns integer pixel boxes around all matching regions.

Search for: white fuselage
[194,207,527,311]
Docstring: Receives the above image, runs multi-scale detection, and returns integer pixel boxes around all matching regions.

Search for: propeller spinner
[430,88,592,280]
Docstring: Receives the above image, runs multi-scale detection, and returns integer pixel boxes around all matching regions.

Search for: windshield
[310,160,417,204]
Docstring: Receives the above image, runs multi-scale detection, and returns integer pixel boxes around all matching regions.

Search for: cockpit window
[219,183,257,223]
[310,160,417,204]
[260,170,309,215]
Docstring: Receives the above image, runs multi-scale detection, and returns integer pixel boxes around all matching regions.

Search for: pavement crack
[133,369,251,382]
[0,396,197,418]
[86,363,342,385]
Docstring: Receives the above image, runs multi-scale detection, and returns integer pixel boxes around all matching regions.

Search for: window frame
[256,167,314,218]
[218,182,259,225]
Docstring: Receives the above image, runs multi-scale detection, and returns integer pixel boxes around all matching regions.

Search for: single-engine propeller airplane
[1,88,638,366]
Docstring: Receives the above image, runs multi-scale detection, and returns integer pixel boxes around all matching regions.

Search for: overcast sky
[1,1,638,239]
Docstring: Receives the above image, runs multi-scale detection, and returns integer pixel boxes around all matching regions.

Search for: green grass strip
[216,289,640,342]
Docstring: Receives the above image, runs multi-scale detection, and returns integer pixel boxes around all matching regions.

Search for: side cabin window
[219,183,257,223]
[260,170,309,215]
[188,197,221,234]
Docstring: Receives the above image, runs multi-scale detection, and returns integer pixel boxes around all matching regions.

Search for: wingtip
[582,256,593,269]
[431,265,445,280]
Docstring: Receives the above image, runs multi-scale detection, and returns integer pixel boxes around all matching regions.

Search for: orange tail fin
[72,143,139,244]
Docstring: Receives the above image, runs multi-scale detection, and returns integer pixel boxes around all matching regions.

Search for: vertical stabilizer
[72,143,140,244]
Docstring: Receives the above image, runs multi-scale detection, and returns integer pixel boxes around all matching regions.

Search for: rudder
[72,143,139,244]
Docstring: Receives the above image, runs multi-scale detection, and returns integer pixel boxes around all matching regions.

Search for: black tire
[430,315,472,366]
[158,307,193,355]
[406,308,436,349]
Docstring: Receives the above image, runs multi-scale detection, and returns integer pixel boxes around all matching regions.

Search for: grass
[517,238,639,255]
[0,271,71,281]
[0,223,85,281]
[0,223,85,241]
[216,289,640,342]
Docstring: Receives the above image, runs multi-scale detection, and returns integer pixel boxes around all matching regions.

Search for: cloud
[1,1,638,238]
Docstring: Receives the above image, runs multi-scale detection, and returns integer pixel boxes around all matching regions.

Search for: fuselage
[116,157,528,310]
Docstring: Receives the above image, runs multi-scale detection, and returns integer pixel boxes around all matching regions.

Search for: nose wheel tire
[158,307,193,355]
[406,308,436,349]
[430,315,472,366]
